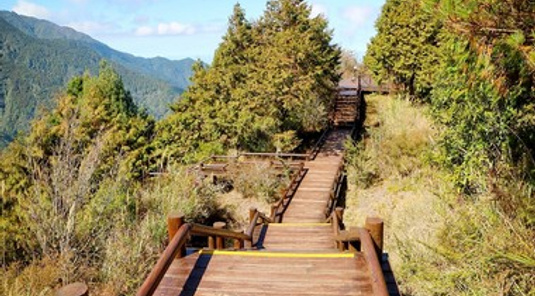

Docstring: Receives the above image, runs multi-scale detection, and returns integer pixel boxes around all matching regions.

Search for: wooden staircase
[333,93,361,127]
[157,251,372,296]
[138,129,396,296]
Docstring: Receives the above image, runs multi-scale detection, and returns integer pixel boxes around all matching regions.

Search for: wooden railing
[137,223,191,296]
[269,163,306,222]
[325,163,345,217]
[359,225,389,296]
[196,154,307,225]
[197,127,331,171]
[137,208,271,296]
[328,211,389,296]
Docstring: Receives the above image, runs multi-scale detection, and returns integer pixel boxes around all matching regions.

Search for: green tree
[430,0,535,191]
[0,62,154,263]
[365,0,441,99]
[154,0,340,162]
[255,0,340,133]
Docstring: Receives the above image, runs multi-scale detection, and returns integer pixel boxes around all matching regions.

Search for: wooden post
[234,238,244,250]
[365,217,384,257]
[167,212,186,258]
[335,207,344,225]
[249,208,258,224]
[270,204,278,220]
[56,282,88,296]
[208,236,215,250]
[213,222,226,250]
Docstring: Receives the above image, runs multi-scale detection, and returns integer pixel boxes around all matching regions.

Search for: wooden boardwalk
[142,128,397,296]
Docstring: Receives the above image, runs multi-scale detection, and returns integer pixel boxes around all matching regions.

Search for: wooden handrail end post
[234,237,244,250]
[365,217,384,257]
[167,212,185,258]
[208,236,215,250]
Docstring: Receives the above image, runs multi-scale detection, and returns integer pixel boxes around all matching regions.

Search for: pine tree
[154,0,340,161]
[365,0,441,100]
[254,0,340,134]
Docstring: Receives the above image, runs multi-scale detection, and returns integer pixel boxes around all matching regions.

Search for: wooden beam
[137,224,192,296]
[365,217,384,256]
[358,227,389,296]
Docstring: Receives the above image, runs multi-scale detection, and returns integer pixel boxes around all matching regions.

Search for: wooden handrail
[191,224,251,241]
[137,224,192,296]
[199,126,330,168]
[358,227,389,296]
[308,127,331,160]
[138,214,271,296]
[240,152,309,158]
[258,212,272,223]
[269,163,306,221]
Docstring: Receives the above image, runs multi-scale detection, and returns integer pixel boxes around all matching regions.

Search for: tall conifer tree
[365,0,441,100]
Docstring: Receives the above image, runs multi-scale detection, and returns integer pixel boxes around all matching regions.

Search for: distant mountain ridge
[0,11,196,147]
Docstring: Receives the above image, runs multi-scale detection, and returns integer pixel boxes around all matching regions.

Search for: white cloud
[157,22,196,35]
[341,6,373,26]
[135,21,210,36]
[311,3,327,17]
[13,0,50,19]
[135,25,154,36]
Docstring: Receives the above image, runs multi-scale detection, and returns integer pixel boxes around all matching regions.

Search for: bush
[230,162,290,204]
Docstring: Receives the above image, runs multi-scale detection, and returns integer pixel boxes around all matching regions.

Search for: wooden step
[154,251,373,296]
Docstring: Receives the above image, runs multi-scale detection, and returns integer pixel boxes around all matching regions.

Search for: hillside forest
[0,11,196,148]
[1,0,534,296]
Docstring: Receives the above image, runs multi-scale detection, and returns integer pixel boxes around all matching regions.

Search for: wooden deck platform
[155,251,373,296]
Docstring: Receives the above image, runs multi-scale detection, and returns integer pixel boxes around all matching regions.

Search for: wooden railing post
[167,212,185,258]
[249,207,258,224]
[270,204,278,220]
[208,236,215,249]
[335,207,344,225]
[213,222,226,250]
[234,234,244,250]
[365,217,384,257]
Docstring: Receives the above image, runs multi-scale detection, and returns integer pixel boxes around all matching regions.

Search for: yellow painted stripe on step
[267,223,330,227]
[200,250,355,258]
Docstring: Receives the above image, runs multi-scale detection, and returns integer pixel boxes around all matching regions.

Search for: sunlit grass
[344,94,534,295]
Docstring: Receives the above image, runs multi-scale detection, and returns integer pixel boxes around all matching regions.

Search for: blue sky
[0,0,385,62]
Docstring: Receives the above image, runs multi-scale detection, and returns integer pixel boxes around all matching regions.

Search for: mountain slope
[0,11,196,90]
[0,11,195,147]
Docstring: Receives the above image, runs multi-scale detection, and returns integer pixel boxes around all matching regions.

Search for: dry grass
[344,95,452,295]
[1,166,220,296]
[345,94,535,295]
[215,162,291,228]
